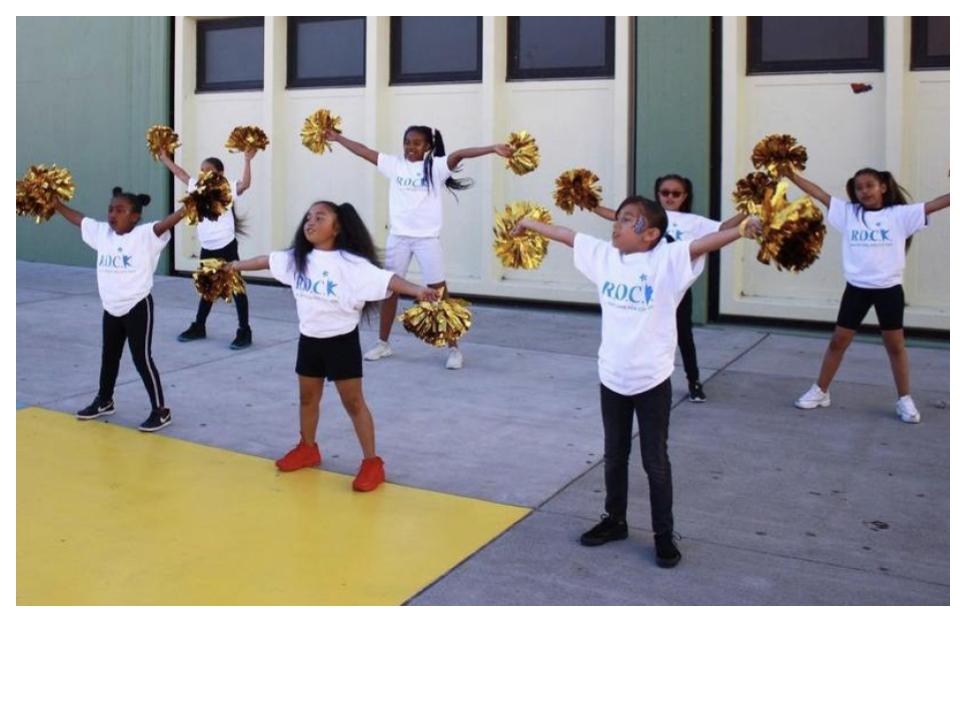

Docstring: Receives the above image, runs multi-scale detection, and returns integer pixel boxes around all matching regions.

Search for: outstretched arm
[54,200,85,227]
[924,193,950,215]
[787,171,831,207]
[388,275,439,302]
[326,130,379,165]
[446,144,512,170]
[512,218,576,248]
[591,205,617,222]
[154,207,187,237]
[718,211,747,230]
[236,148,256,196]
[230,256,270,272]
[689,216,762,260]
[158,149,191,184]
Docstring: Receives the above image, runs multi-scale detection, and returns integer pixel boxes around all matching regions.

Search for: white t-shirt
[666,210,721,243]
[827,198,927,289]
[377,153,453,238]
[187,177,239,251]
[574,233,706,396]
[81,218,171,317]
[268,249,395,339]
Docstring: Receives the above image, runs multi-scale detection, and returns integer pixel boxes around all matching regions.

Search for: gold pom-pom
[146,125,181,160]
[192,258,246,303]
[732,172,775,214]
[180,170,233,225]
[751,134,808,179]
[225,125,270,153]
[399,290,472,348]
[492,201,552,269]
[553,168,602,214]
[505,131,540,176]
[752,180,826,272]
[300,109,342,155]
[16,164,76,223]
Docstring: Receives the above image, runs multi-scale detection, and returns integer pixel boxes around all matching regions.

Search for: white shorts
[384,234,446,285]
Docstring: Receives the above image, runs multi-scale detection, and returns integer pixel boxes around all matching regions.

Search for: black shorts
[836,283,905,331]
[295,327,363,380]
[199,238,239,262]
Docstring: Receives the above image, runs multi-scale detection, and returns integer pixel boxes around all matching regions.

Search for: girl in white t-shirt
[230,201,438,491]
[515,196,761,568]
[592,174,745,403]
[326,125,512,370]
[53,187,187,432]
[789,168,949,423]
[158,148,257,349]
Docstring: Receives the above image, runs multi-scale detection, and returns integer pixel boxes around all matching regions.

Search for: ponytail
[112,186,150,213]
[405,125,474,198]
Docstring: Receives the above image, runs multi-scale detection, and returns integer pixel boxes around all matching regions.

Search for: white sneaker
[795,384,830,409]
[363,340,393,361]
[445,347,463,370]
[896,395,921,424]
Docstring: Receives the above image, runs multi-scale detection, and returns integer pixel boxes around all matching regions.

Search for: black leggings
[195,239,249,328]
[99,295,164,410]
[600,379,674,536]
[676,288,699,384]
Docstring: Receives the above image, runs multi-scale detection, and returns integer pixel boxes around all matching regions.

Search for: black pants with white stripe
[98,294,165,410]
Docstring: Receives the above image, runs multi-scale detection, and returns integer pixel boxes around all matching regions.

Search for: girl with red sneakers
[230,201,438,491]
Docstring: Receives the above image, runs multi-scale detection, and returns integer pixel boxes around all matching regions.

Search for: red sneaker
[275,441,322,472]
[352,456,385,492]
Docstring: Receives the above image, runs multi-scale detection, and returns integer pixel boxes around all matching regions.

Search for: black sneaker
[139,408,172,432]
[688,381,706,403]
[76,396,115,420]
[230,326,252,350]
[580,514,628,547]
[177,322,206,342]
[655,533,682,568]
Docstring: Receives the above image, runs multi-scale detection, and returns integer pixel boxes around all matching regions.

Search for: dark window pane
[911,16,949,70]
[758,17,869,63]
[391,17,481,84]
[200,21,263,89]
[925,17,949,57]
[516,17,607,71]
[290,17,364,86]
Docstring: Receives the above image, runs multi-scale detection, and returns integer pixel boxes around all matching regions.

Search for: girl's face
[200,161,219,174]
[657,179,688,211]
[303,203,339,250]
[612,203,662,253]
[107,197,140,234]
[854,174,888,210]
[403,131,431,162]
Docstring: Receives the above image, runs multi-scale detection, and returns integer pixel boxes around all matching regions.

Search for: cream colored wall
[719,17,950,331]
[174,16,632,304]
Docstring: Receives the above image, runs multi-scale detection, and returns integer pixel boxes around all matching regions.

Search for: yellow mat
[17,408,528,605]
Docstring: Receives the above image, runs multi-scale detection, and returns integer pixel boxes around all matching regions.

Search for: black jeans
[600,379,673,537]
[196,239,249,329]
[676,288,699,384]
[99,295,165,410]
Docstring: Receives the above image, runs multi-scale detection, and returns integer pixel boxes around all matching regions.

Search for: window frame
[389,16,483,85]
[910,16,949,70]
[506,16,615,81]
[286,16,367,89]
[196,17,265,92]
[746,16,885,75]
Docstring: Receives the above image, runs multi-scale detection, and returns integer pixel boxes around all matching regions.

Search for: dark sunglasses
[658,189,685,198]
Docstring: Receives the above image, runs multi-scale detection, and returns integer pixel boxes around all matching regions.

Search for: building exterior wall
[16,17,172,268]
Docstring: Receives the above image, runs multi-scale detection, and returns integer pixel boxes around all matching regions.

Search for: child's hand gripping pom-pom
[399,288,473,348]
[180,170,233,225]
[192,258,246,303]
[751,134,808,179]
[492,201,552,269]
[146,125,181,160]
[505,131,540,176]
[749,179,826,272]
[300,109,342,155]
[16,164,75,223]
[553,168,602,214]
[225,125,270,153]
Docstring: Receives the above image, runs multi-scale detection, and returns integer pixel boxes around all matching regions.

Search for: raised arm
[154,207,187,237]
[158,149,191,184]
[388,275,440,302]
[924,193,950,215]
[230,255,270,272]
[326,130,379,166]
[54,199,85,227]
[512,218,577,248]
[787,171,831,207]
[446,144,512,170]
[236,148,255,196]
[689,216,762,260]
[591,205,617,222]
